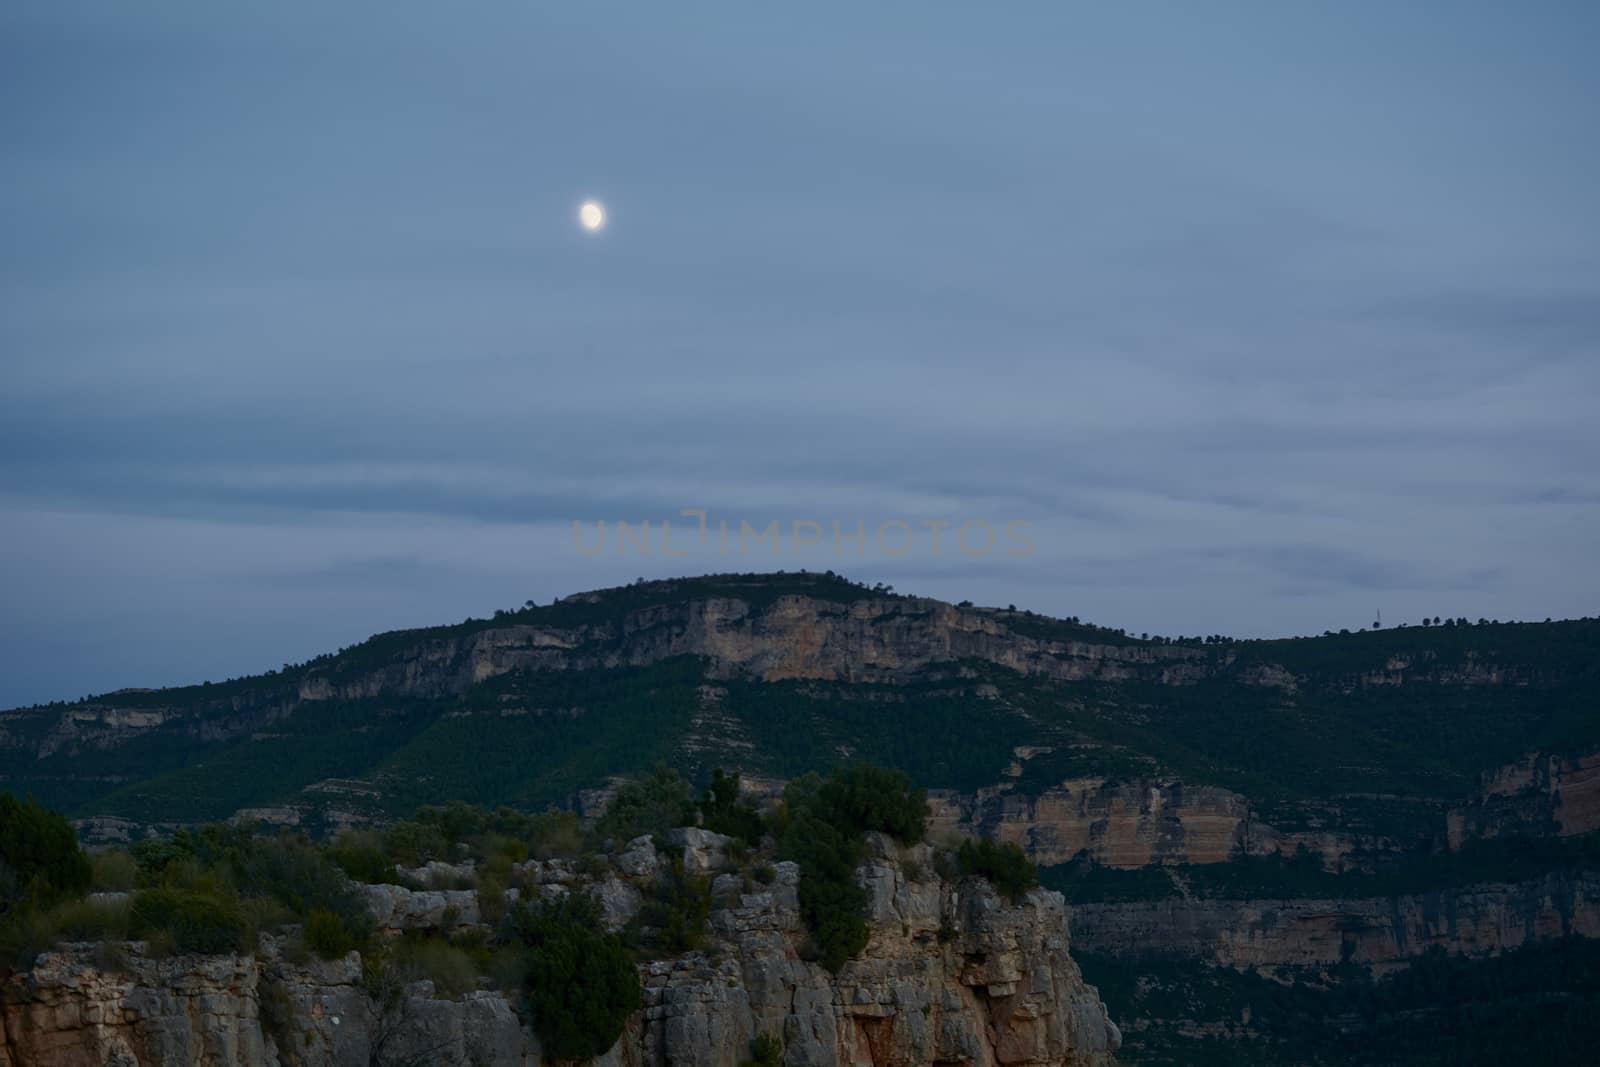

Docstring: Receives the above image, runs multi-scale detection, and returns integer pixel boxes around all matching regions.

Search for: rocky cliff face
[932,746,1600,873]
[0,838,1119,1067]
[929,778,1266,869]
[4,592,1209,763]
[1068,871,1600,972]
[1447,751,1600,848]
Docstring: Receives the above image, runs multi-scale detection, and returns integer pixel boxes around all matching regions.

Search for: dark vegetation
[720,673,1026,792]
[1078,938,1600,1067]
[774,764,929,971]
[0,793,91,913]
[957,839,1039,903]
[699,768,764,847]
[510,893,641,1061]
[742,1033,784,1067]
[637,854,713,955]
[595,765,699,844]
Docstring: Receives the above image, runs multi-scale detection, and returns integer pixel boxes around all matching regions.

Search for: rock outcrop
[1068,871,1600,973]
[1447,751,1600,848]
[0,840,1117,1067]
[929,778,1267,868]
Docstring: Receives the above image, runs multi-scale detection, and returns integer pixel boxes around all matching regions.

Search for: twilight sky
[2,2,1597,708]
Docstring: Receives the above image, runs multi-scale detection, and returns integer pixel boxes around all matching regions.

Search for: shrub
[90,849,138,892]
[778,764,928,972]
[742,1032,784,1067]
[642,856,711,954]
[486,945,529,991]
[596,768,698,845]
[510,893,642,1061]
[46,895,131,941]
[957,839,1038,904]
[324,833,404,885]
[477,859,512,926]
[303,909,357,959]
[786,765,928,843]
[382,821,450,868]
[1,896,132,969]
[216,830,374,945]
[0,793,92,908]
[129,835,195,885]
[393,935,480,998]
[523,808,584,861]
[700,769,764,847]
[796,864,869,971]
[129,889,245,954]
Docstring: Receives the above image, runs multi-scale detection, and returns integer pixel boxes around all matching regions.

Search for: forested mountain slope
[5,571,1599,1062]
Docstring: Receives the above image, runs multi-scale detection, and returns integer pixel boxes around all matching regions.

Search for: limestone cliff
[0,838,1119,1067]
[4,590,1208,766]
[1068,871,1600,972]
[1447,751,1600,848]
[929,779,1266,869]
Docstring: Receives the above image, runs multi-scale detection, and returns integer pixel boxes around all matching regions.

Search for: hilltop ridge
[4,572,1599,1064]
[1,571,1595,834]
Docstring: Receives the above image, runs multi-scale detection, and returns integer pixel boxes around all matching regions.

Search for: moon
[578,200,606,232]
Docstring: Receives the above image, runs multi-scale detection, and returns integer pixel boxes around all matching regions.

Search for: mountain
[5,570,1600,1063]
[4,571,1596,834]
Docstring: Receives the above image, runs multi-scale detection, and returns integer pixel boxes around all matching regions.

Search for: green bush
[303,908,357,959]
[0,895,133,968]
[642,856,711,954]
[0,793,92,909]
[510,893,641,1061]
[521,808,585,861]
[90,849,138,892]
[393,935,480,998]
[129,888,245,954]
[382,821,450,868]
[700,769,764,847]
[742,1032,784,1067]
[209,828,374,945]
[596,768,698,845]
[781,765,928,844]
[477,859,512,926]
[811,765,928,843]
[778,764,928,972]
[957,839,1038,904]
[46,895,131,941]
[324,833,405,886]
[129,835,194,885]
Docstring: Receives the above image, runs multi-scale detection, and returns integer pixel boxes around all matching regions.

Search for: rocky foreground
[0,832,1119,1067]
